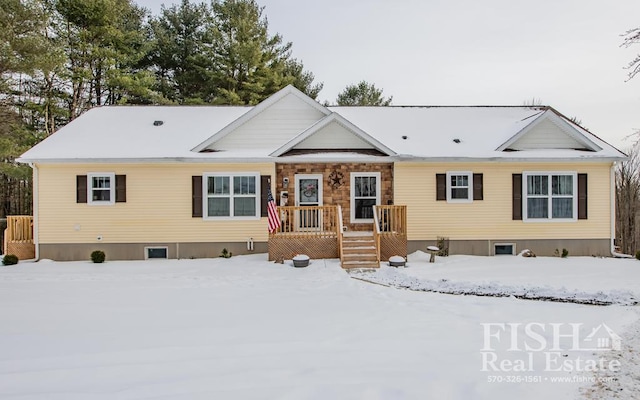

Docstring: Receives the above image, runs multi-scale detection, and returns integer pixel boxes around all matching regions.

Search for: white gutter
[30,163,39,261]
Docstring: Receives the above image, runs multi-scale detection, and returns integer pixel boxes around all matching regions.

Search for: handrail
[372,206,382,264]
[337,205,344,263]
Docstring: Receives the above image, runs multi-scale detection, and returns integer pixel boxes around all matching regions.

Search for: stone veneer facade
[275,162,394,232]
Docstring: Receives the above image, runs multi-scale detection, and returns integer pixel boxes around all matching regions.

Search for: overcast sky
[136,0,640,149]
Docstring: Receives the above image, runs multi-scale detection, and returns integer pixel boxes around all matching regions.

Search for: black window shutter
[115,175,126,202]
[436,174,446,201]
[192,176,203,218]
[260,176,270,217]
[473,173,483,200]
[512,174,522,220]
[77,175,87,203]
[578,173,587,219]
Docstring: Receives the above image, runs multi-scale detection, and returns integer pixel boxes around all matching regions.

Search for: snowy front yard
[0,254,638,399]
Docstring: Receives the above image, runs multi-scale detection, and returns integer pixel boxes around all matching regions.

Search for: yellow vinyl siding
[36,163,274,244]
[394,162,612,240]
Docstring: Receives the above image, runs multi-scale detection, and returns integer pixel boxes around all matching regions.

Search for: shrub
[561,248,569,258]
[220,248,232,258]
[2,254,18,265]
[636,250,640,260]
[91,250,106,263]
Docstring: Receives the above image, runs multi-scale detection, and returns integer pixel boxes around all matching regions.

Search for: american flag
[267,186,280,233]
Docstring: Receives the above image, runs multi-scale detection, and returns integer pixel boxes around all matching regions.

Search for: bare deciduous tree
[615,146,640,255]
[622,27,640,81]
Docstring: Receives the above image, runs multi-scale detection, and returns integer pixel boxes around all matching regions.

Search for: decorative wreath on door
[328,171,344,189]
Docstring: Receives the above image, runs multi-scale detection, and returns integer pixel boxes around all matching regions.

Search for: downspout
[610,162,631,258]
[30,163,39,261]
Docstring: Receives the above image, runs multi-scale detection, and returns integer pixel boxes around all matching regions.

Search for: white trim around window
[203,172,260,220]
[350,172,381,223]
[446,171,473,203]
[87,173,115,205]
[145,246,169,260]
[522,171,577,222]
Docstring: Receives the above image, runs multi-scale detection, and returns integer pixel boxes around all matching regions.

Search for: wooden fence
[3,215,35,259]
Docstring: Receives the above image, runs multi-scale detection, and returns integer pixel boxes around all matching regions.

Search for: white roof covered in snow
[19,85,625,163]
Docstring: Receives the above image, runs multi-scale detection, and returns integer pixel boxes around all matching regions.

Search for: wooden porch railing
[337,205,344,263]
[3,215,34,256]
[374,205,407,235]
[372,208,382,264]
[373,205,407,262]
[271,205,341,238]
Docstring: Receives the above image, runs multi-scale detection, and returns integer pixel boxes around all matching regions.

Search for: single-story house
[17,85,626,266]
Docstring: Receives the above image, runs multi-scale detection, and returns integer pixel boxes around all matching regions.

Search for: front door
[295,174,323,229]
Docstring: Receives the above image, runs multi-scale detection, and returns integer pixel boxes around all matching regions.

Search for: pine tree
[209,0,322,104]
[336,81,392,106]
[147,0,213,103]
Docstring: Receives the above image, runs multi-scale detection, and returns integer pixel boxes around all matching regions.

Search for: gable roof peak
[191,85,330,152]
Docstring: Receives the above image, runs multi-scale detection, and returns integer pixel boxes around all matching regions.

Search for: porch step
[342,253,378,262]
[341,231,379,269]
[341,260,381,269]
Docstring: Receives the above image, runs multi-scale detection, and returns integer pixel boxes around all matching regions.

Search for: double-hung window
[88,173,115,205]
[204,173,259,218]
[351,172,380,222]
[446,172,473,203]
[524,172,576,220]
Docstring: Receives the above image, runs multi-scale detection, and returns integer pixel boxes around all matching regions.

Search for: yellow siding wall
[36,163,274,244]
[394,162,612,240]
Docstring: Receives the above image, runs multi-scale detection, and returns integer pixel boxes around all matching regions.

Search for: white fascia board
[190,85,331,152]
[395,156,627,163]
[16,157,278,164]
[276,155,395,163]
[269,112,397,157]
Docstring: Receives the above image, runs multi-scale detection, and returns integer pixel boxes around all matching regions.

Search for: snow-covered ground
[0,253,638,399]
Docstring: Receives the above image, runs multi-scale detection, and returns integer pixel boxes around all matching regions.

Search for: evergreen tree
[210,0,321,104]
[284,59,323,100]
[53,0,159,118]
[147,0,213,103]
[336,81,392,106]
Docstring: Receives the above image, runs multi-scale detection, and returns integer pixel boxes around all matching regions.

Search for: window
[446,172,473,202]
[88,173,115,205]
[204,173,259,219]
[523,172,576,220]
[351,172,380,222]
[145,247,168,259]
[494,243,515,255]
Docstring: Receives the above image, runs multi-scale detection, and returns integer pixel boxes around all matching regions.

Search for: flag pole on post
[267,180,280,233]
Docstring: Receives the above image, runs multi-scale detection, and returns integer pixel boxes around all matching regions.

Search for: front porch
[268,205,407,268]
